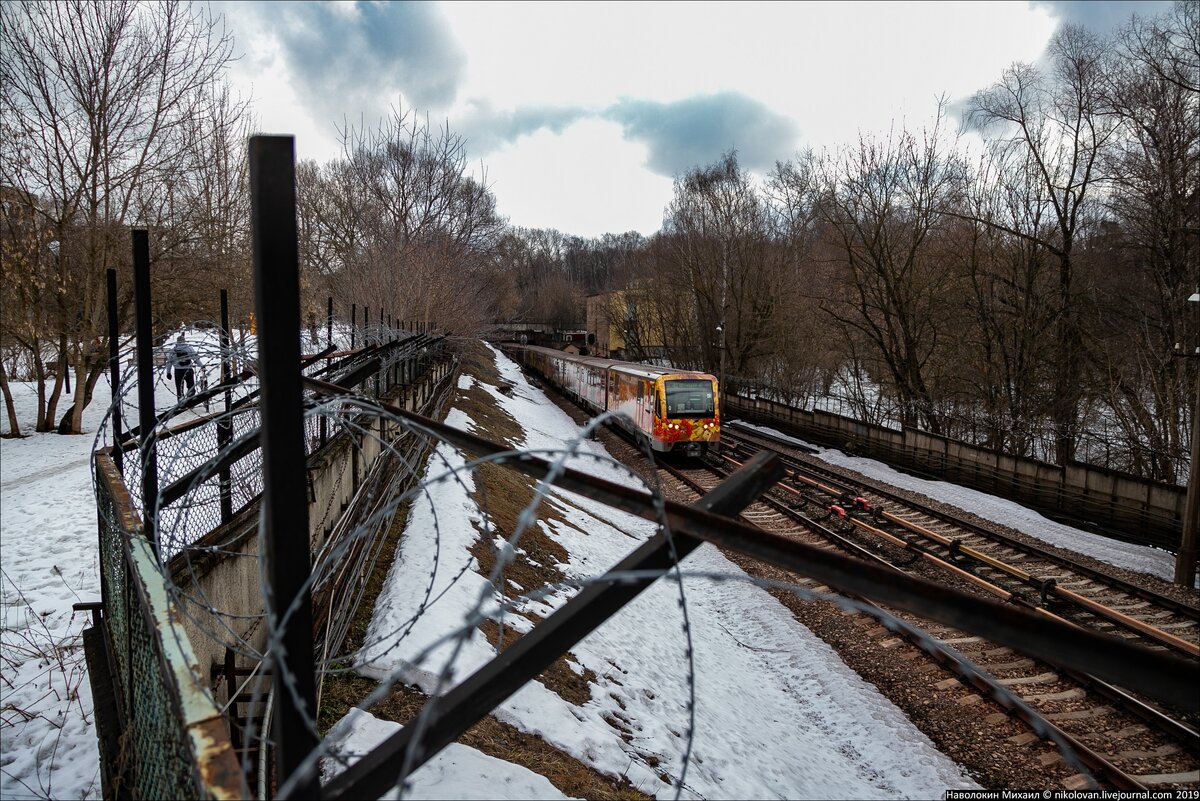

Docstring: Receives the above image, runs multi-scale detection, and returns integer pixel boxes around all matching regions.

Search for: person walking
[166,333,202,400]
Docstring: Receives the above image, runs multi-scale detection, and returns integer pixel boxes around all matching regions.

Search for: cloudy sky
[222,0,1168,238]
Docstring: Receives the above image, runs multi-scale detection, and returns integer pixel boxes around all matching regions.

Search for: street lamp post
[716,322,726,417]
[1174,291,1200,587]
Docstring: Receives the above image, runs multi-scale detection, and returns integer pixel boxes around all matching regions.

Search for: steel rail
[660,459,906,575]
[731,439,1200,657]
[725,424,1200,621]
[712,450,1200,760]
[301,375,1199,712]
[869,512,1200,656]
[870,510,1199,656]
[659,457,1144,791]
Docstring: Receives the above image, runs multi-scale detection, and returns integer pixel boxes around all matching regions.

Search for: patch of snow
[357,343,979,799]
[1,380,110,800]
[323,709,575,800]
[0,325,252,800]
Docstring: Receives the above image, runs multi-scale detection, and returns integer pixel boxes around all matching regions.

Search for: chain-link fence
[93,453,244,799]
[87,318,450,799]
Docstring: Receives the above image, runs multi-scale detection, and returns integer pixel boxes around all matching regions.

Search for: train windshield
[664,379,715,419]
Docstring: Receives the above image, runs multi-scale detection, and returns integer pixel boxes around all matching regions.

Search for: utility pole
[717,321,726,418]
[1174,289,1199,587]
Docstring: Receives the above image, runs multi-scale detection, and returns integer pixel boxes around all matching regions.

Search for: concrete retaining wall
[170,352,458,679]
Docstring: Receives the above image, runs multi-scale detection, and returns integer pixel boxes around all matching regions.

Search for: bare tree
[945,152,1061,455]
[298,105,506,335]
[767,149,845,406]
[1,0,239,432]
[662,151,797,399]
[816,109,963,432]
[1089,1,1199,481]
[966,25,1115,463]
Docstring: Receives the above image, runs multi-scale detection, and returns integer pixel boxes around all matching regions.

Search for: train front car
[654,373,720,456]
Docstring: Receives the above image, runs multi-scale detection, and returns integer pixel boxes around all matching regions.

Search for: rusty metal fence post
[218,289,234,524]
[248,134,321,798]
[106,268,124,477]
[132,229,159,558]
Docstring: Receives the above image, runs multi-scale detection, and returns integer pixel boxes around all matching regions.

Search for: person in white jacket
[166,334,202,399]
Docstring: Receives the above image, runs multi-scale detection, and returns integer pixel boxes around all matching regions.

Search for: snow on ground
[734,421,1186,585]
[0,380,105,801]
[0,326,245,800]
[324,709,574,800]
[350,344,979,799]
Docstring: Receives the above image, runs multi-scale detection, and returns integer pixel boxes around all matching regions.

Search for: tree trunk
[33,348,47,431]
[58,355,100,434]
[41,335,69,432]
[0,361,22,437]
[1052,255,1081,464]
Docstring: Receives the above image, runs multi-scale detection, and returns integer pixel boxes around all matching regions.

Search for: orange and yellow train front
[653,375,720,454]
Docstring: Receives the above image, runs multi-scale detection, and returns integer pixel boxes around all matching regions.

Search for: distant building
[586,289,666,361]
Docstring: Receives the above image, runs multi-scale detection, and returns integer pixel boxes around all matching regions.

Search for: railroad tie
[1076,725,1149,745]
[979,658,1036,672]
[1114,744,1180,760]
[1104,724,1148,740]
[1056,578,1094,589]
[1045,706,1114,722]
[1063,775,1094,791]
[1132,770,1200,786]
[997,671,1059,687]
[1022,687,1086,703]
[1037,751,1063,767]
[1124,610,1174,621]
[1107,601,1151,611]
[1155,620,1198,630]
[938,635,984,646]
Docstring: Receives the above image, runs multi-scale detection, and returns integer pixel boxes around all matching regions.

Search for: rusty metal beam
[302,374,1200,714]
[249,134,320,798]
[310,451,785,801]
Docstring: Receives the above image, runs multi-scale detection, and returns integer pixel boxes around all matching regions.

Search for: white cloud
[222,3,343,162]
[440,1,1058,151]
[481,119,673,236]
[222,0,1069,234]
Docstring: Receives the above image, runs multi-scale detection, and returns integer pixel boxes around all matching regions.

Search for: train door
[638,380,652,432]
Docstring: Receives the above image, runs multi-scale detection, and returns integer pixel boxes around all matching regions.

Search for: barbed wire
[90,330,1089,799]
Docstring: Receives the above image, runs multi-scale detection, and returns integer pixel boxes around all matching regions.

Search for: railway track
[709,424,1199,789]
[528,374,1199,789]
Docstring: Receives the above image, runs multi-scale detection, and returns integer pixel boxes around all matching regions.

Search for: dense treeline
[1,1,1193,484]
[506,5,1197,480]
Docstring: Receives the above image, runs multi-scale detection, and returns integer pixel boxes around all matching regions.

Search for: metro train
[505,345,720,455]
